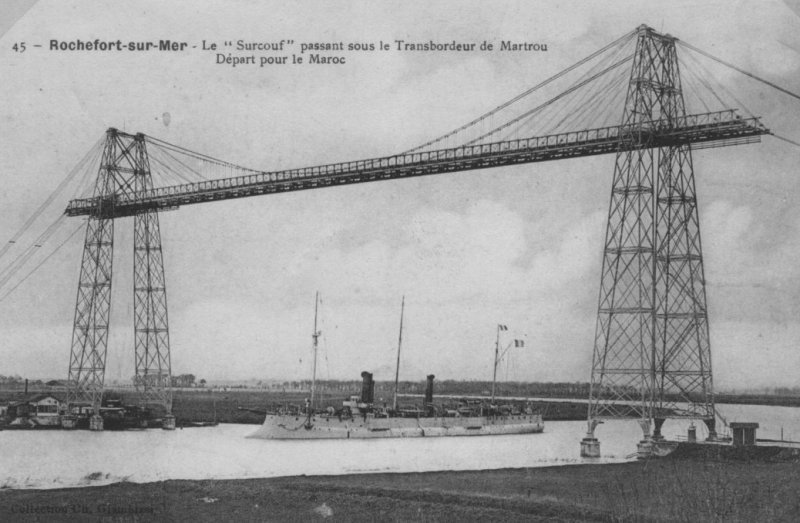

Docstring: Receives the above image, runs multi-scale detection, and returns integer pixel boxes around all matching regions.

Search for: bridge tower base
[580,419,602,457]
[162,414,176,430]
[89,414,104,431]
[580,435,601,458]
[65,128,173,420]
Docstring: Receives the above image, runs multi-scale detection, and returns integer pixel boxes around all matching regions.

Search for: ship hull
[248,413,544,439]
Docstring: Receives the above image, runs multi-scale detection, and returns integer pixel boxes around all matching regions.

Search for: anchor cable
[0,138,102,262]
[677,40,800,103]
[0,221,84,301]
[772,133,800,148]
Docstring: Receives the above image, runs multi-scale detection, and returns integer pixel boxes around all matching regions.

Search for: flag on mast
[498,324,508,331]
[514,339,525,348]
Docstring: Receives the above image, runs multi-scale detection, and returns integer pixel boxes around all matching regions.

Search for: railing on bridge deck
[65,109,768,218]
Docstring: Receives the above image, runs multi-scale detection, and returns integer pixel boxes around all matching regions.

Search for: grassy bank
[1,447,798,521]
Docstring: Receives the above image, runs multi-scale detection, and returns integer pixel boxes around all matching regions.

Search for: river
[1,403,797,489]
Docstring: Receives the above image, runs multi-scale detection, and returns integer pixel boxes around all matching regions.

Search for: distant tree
[199,379,207,388]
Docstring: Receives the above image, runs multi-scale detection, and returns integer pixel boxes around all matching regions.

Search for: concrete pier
[89,414,104,431]
[60,416,78,429]
[162,414,176,430]
[580,419,601,457]
[580,434,601,457]
[636,436,654,459]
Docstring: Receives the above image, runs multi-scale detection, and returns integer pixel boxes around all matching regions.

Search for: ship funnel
[360,371,374,403]
[425,374,435,406]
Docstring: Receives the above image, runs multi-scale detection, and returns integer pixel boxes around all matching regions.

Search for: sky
[0,0,799,390]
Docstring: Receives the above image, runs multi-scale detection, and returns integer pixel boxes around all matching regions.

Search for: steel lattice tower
[66,137,116,414]
[66,129,173,423]
[584,26,715,453]
[132,139,173,413]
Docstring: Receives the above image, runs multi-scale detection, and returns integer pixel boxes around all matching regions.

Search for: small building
[30,394,62,414]
[730,422,759,447]
[7,400,30,419]
[8,394,63,427]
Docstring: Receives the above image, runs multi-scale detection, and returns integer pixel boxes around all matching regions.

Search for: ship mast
[491,324,501,403]
[392,296,405,412]
[309,291,321,413]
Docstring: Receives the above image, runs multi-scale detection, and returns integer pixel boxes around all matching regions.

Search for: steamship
[248,295,544,440]
[249,372,544,440]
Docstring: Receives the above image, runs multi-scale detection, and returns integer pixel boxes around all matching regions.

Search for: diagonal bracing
[587,25,716,444]
[66,130,173,418]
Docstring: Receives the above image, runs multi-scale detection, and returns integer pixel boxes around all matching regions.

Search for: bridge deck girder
[64,110,767,219]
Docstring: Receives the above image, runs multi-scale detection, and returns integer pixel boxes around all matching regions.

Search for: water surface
[0,403,795,489]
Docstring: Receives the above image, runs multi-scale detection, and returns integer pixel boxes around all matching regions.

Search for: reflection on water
[0,403,797,489]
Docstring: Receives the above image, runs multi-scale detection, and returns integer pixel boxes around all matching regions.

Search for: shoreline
[1,445,799,521]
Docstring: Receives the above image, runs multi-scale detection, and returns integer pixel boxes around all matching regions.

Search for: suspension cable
[680,48,755,118]
[0,138,102,262]
[545,53,631,134]
[0,214,68,288]
[0,221,84,301]
[148,149,202,186]
[402,28,638,154]
[149,142,210,182]
[679,59,713,113]
[695,55,754,118]
[463,54,633,146]
[508,38,633,140]
[145,135,261,173]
